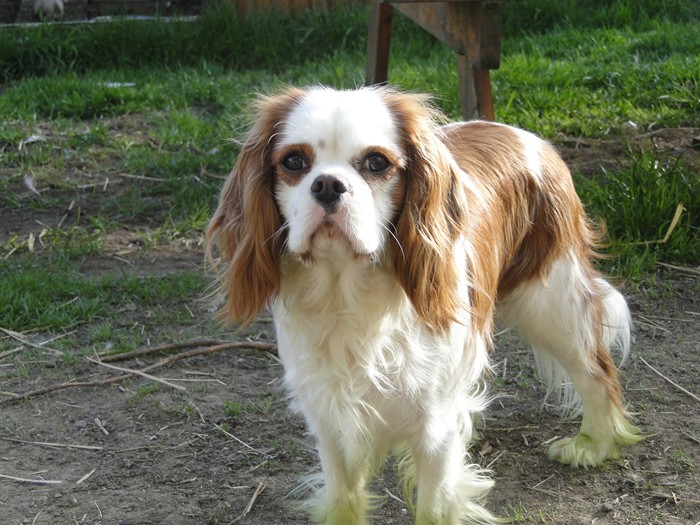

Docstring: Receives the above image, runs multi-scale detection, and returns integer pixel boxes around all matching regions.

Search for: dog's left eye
[364,153,390,174]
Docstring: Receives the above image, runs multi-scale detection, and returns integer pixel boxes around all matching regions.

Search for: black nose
[310,174,348,207]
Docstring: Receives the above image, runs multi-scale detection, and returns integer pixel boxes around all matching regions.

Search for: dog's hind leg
[498,253,642,467]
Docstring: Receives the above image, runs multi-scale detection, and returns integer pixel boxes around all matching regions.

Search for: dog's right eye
[282,154,306,172]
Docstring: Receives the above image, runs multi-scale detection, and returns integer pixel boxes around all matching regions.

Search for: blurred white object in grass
[33,0,64,20]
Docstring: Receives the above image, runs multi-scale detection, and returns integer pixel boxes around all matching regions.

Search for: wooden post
[366,2,394,85]
[457,54,494,120]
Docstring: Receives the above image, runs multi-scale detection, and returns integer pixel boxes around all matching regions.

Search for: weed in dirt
[224,400,244,421]
[134,383,160,401]
[669,448,695,474]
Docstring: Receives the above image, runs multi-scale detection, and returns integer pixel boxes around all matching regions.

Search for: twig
[0,378,124,405]
[683,431,700,445]
[485,450,506,470]
[0,346,24,361]
[214,424,272,457]
[541,435,562,446]
[384,488,405,505]
[530,473,556,490]
[657,261,700,276]
[76,468,97,485]
[86,356,186,391]
[1,437,103,451]
[231,482,266,524]
[0,473,62,485]
[0,390,20,398]
[628,204,684,246]
[100,338,277,362]
[635,315,671,333]
[98,337,228,362]
[114,172,169,182]
[94,418,109,436]
[139,341,277,375]
[0,327,63,356]
[639,357,700,402]
[485,425,540,432]
[654,493,700,505]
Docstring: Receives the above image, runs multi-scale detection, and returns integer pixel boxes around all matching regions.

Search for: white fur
[273,250,495,523]
[34,0,63,19]
[497,251,639,467]
[513,127,544,184]
[276,88,402,257]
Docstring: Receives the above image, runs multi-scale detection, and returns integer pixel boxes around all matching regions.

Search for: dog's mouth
[299,218,378,264]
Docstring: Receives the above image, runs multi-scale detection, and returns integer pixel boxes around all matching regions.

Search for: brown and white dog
[207,87,641,524]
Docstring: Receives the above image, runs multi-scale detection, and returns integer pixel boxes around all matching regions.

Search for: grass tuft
[576,151,699,277]
[0,256,209,331]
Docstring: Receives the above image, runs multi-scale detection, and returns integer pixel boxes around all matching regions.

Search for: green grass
[576,151,699,276]
[0,0,698,342]
[0,255,209,331]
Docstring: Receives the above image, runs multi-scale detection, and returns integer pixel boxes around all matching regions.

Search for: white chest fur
[272,254,486,447]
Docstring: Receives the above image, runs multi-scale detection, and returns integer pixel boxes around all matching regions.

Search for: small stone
[73,420,88,429]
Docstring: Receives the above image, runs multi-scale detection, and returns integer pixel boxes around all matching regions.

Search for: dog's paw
[548,427,642,468]
[548,433,614,468]
[549,410,643,468]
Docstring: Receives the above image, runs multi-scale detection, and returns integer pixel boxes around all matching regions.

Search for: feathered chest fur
[271,252,483,440]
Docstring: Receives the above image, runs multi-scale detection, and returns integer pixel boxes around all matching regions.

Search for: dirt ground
[1,129,699,525]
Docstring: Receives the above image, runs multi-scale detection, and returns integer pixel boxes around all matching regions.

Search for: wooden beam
[366,2,394,85]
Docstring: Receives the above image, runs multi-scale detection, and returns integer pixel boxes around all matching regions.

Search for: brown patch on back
[440,122,601,332]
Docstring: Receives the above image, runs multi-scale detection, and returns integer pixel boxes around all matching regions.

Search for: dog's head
[207,87,467,331]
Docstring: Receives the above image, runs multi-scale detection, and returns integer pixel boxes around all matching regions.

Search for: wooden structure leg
[366,0,503,121]
[366,2,394,85]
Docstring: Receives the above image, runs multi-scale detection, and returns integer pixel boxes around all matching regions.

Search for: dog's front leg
[410,419,496,525]
[310,430,374,525]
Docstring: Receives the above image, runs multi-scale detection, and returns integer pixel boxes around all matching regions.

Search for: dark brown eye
[282,153,306,172]
[364,153,390,174]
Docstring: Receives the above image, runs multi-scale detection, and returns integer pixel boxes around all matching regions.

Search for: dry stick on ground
[98,338,239,362]
[86,356,186,391]
[0,473,62,485]
[0,327,63,356]
[639,357,700,402]
[0,340,278,405]
[657,261,700,276]
[1,437,103,451]
[231,482,266,524]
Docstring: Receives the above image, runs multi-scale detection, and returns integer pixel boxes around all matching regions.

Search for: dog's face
[207,87,466,330]
[271,88,406,262]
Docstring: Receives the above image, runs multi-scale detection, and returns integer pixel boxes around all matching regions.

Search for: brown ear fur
[383,92,468,333]
[206,89,304,326]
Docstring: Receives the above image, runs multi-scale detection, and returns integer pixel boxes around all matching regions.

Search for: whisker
[376,210,405,262]
[266,222,289,248]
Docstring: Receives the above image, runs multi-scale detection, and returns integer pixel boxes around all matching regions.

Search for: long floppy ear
[206,89,304,327]
[383,92,468,333]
